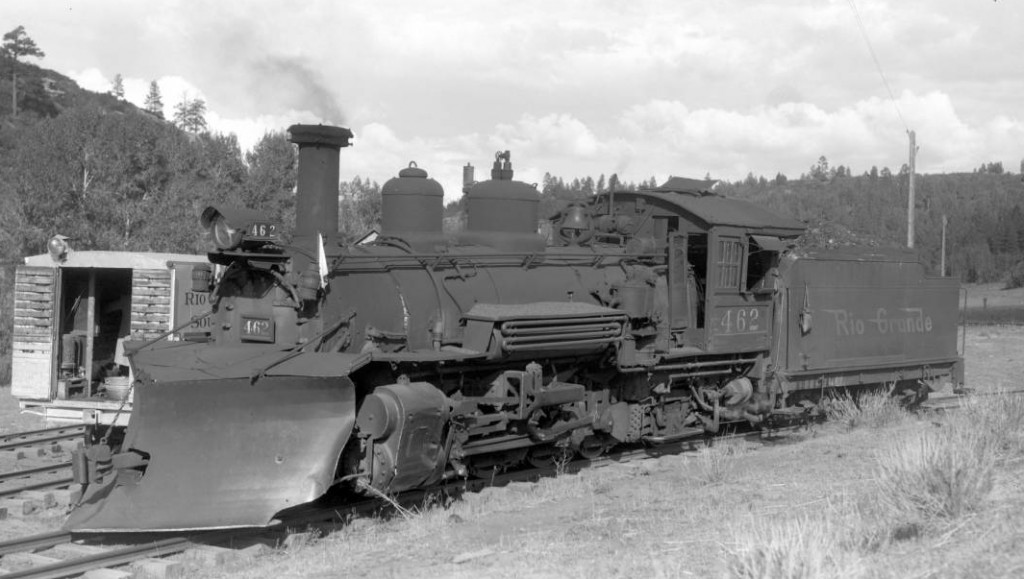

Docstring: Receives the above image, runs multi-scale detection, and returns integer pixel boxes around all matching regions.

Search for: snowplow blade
[64,374,356,532]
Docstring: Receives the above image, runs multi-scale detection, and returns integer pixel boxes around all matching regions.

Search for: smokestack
[287,124,353,242]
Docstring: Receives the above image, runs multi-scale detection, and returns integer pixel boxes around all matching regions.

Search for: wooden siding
[12,266,55,398]
[131,269,173,340]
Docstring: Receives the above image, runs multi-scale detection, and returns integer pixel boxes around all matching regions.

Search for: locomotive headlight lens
[211,216,244,250]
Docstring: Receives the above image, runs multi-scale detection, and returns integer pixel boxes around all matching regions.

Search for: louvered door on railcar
[12,266,58,399]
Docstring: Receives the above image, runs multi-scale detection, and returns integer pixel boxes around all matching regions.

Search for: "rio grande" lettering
[822,307,933,337]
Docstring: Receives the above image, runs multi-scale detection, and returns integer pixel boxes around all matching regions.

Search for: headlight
[200,205,278,251]
[211,216,244,250]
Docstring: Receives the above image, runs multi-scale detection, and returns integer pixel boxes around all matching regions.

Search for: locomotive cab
[553,177,803,356]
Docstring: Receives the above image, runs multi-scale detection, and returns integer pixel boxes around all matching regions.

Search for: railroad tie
[131,557,186,579]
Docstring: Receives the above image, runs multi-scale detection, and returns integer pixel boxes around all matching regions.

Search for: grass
[722,515,864,579]
[875,420,996,522]
[825,389,908,430]
[873,390,1024,529]
[964,306,1024,325]
[179,406,1024,578]
[691,438,746,485]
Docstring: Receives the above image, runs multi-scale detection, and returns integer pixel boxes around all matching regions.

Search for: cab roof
[606,176,806,236]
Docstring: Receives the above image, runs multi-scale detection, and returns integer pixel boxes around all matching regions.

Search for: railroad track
[0,426,85,454]
[0,463,74,500]
[0,426,83,503]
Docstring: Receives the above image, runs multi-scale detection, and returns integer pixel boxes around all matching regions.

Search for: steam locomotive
[65,124,963,531]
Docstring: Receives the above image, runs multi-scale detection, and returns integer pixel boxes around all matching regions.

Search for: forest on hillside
[3,27,1024,283]
[3,27,1024,383]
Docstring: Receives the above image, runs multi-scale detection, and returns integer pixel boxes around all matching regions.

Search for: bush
[691,441,742,485]
[1004,260,1024,290]
[722,516,863,579]
[955,391,1024,459]
[875,418,996,523]
[825,390,908,430]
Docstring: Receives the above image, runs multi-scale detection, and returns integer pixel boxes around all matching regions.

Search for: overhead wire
[846,0,909,132]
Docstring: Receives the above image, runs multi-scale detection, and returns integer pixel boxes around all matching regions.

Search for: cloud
[23,0,1023,203]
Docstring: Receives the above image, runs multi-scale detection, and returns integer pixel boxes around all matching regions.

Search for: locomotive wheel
[467,449,527,479]
[527,445,574,469]
[576,434,612,460]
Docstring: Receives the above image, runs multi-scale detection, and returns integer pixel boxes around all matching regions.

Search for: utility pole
[907,130,917,248]
[941,214,948,276]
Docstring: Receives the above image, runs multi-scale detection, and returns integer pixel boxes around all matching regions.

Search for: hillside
[0,56,137,128]
[718,171,1024,282]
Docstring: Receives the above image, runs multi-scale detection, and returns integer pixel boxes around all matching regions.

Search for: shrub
[691,440,745,485]
[722,516,863,579]
[1004,260,1024,289]
[875,418,996,523]
[825,390,907,430]
[955,391,1024,460]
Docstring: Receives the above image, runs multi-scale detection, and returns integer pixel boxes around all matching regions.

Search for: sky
[6,0,1024,201]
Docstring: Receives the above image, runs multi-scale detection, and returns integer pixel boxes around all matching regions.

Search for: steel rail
[0,463,73,485]
[0,536,195,579]
[0,476,76,500]
[0,426,84,446]
[0,435,83,453]
[0,531,72,557]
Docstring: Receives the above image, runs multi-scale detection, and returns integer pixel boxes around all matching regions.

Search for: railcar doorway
[13,249,207,424]
[56,267,133,398]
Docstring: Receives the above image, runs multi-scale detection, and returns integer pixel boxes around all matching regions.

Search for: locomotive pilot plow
[64,345,363,532]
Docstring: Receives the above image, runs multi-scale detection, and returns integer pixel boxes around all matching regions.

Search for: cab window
[715,237,744,289]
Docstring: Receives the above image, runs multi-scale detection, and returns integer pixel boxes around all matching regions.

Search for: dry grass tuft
[826,390,907,430]
[691,439,745,485]
[875,414,997,524]
[955,391,1024,459]
[722,516,864,579]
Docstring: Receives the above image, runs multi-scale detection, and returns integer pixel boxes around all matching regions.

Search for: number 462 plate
[241,316,275,342]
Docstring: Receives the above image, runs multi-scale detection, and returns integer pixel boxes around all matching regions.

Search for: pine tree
[173,95,207,133]
[2,26,46,116]
[111,74,125,100]
[144,81,164,119]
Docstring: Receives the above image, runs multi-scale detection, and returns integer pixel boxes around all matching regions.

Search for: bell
[558,203,594,245]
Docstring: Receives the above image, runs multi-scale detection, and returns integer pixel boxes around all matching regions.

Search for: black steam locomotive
[66,125,962,531]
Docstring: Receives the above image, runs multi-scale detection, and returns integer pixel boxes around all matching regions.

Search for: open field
[963,283,1024,309]
[1,326,1023,578]
[962,283,1024,325]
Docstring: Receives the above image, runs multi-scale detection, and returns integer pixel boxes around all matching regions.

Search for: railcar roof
[609,176,806,235]
[24,250,206,269]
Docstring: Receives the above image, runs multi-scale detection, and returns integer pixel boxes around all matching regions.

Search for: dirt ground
[0,387,47,436]
[0,387,69,540]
